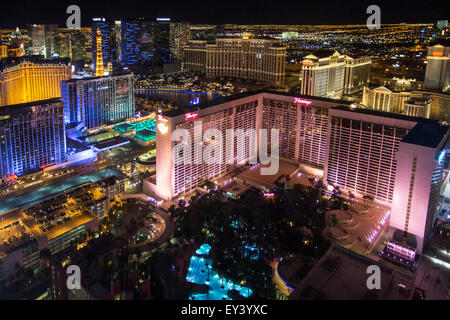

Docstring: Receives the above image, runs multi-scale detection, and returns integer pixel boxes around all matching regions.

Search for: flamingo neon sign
[294,98,313,106]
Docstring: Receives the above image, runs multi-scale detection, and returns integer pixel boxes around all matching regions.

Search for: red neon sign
[157,115,168,122]
[185,112,198,122]
[294,98,312,106]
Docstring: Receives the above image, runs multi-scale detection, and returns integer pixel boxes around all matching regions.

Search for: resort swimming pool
[186,243,253,300]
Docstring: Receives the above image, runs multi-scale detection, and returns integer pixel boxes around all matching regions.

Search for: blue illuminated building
[0,98,66,178]
[91,18,118,71]
[61,73,135,129]
[120,18,170,69]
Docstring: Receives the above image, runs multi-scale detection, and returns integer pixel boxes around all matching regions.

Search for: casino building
[61,72,134,129]
[183,39,286,86]
[0,98,66,178]
[0,57,71,107]
[146,91,449,256]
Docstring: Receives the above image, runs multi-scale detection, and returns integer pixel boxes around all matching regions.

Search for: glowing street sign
[294,98,313,106]
[185,112,198,122]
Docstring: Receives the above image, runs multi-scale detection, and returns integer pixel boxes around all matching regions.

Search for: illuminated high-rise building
[362,86,412,114]
[0,38,7,59]
[27,24,46,55]
[403,96,432,118]
[95,28,104,77]
[50,28,92,63]
[424,43,450,92]
[145,92,349,201]
[170,22,191,61]
[61,73,134,129]
[324,106,449,254]
[91,18,118,73]
[5,27,26,58]
[183,39,286,85]
[120,18,171,72]
[145,91,448,257]
[363,86,450,123]
[300,50,346,99]
[0,57,71,107]
[155,18,171,66]
[343,56,371,95]
[183,40,207,71]
[27,24,58,57]
[0,98,66,178]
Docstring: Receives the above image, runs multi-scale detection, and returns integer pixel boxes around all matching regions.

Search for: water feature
[136,89,216,108]
[186,243,253,300]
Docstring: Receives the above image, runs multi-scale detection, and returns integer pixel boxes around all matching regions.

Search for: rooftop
[332,105,449,148]
[91,136,130,151]
[290,245,415,300]
[0,56,70,71]
[309,49,340,59]
[163,90,350,118]
[63,71,132,83]
[402,122,449,148]
[0,98,62,113]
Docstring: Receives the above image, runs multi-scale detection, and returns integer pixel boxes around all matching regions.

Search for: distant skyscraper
[300,50,345,99]
[0,56,71,107]
[6,27,25,58]
[92,18,118,72]
[25,24,59,57]
[95,29,104,77]
[183,40,207,71]
[363,85,450,123]
[27,24,46,56]
[120,18,154,67]
[51,28,92,63]
[154,18,171,66]
[169,22,191,61]
[0,43,6,59]
[362,86,412,114]
[120,18,171,71]
[343,56,371,95]
[0,98,66,178]
[61,73,134,129]
[403,96,432,118]
[183,38,286,85]
[424,43,450,92]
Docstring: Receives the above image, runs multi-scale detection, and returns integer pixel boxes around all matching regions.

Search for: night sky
[0,0,447,28]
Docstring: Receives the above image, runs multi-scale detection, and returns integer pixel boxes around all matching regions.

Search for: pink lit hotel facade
[144,91,450,257]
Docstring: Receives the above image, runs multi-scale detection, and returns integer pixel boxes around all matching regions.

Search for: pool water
[186,243,253,300]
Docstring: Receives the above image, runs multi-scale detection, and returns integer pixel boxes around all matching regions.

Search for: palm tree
[348,191,355,202]
[363,194,374,208]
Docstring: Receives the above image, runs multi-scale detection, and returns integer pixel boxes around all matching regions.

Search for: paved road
[152,207,175,246]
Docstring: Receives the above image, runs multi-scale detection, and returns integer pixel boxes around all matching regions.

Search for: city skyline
[0,1,448,303]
